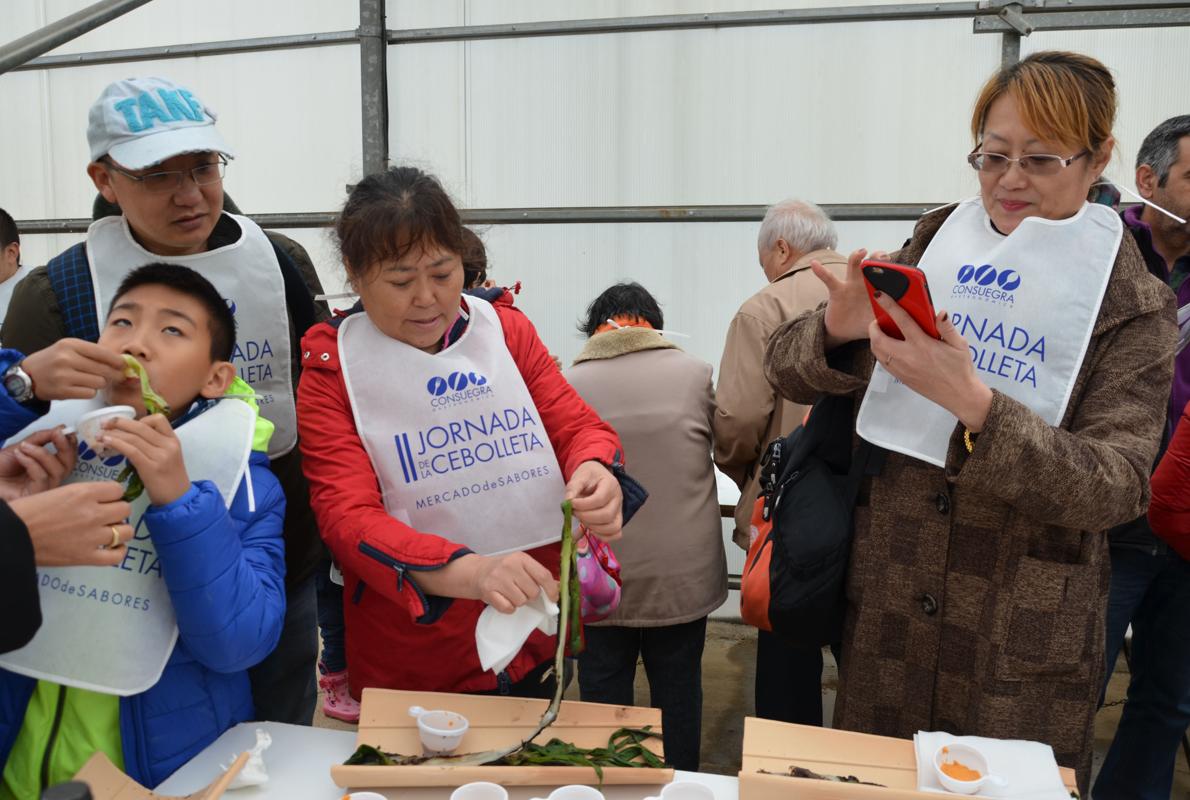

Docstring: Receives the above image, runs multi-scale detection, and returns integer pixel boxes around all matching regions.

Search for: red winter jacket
[1149,401,1190,560]
[297,293,622,695]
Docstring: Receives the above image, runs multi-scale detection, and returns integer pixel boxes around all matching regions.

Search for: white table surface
[156,722,740,800]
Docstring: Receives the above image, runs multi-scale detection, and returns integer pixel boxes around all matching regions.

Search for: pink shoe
[319,668,360,723]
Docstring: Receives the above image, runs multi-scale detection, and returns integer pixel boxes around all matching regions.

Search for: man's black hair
[108,263,236,362]
[578,282,664,338]
[0,208,18,250]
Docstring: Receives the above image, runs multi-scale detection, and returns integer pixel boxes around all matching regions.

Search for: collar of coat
[901,203,1171,336]
[572,326,679,365]
[771,248,845,283]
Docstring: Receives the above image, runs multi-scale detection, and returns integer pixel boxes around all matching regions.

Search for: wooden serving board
[737,718,1078,799]
[331,688,674,788]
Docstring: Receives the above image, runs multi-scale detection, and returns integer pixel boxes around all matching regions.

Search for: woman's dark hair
[108,263,236,362]
[461,227,488,289]
[579,282,664,338]
[336,166,466,281]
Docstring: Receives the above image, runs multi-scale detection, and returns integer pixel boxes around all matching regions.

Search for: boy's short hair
[108,263,236,361]
[0,207,18,249]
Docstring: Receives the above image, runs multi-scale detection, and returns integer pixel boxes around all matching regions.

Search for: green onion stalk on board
[114,355,170,502]
[343,501,663,778]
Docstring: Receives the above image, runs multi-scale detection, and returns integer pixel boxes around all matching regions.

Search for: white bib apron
[0,398,256,695]
[856,199,1121,466]
[339,297,564,555]
[87,212,296,458]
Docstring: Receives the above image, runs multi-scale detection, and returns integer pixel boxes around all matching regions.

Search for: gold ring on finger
[109,526,121,549]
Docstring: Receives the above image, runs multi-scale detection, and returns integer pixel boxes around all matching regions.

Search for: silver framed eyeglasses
[966,149,1088,176]
[106,157,227,193]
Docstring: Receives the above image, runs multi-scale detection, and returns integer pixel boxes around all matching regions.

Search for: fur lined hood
[572,326,679,365]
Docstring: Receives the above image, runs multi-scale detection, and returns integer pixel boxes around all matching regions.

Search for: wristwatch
[2,362,35,404]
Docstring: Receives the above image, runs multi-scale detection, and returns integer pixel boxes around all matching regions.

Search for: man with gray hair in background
[1094,114,1190,800]
[713,199,846,725]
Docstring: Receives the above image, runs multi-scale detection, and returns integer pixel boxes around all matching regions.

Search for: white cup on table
[644,782,716,800]
[451,782,509,800]
[528,786,604,800]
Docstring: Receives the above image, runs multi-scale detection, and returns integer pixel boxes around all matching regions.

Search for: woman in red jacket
[297,167,627,698]
[1149,401,1190,560]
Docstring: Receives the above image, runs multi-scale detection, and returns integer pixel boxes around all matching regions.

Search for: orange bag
[739,496,774,631]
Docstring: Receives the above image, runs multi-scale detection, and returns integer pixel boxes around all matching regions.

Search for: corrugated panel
[11,0,358,54]
[389,19,998,208]
[280,218,912,399]
[297,220,908,371]
[1022,29,1190,186]
[0,46,363,223]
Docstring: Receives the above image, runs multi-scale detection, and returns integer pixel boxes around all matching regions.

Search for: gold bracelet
[964,428,977,453]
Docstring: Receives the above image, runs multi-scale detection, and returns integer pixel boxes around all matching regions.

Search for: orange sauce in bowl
[940,759,983,781]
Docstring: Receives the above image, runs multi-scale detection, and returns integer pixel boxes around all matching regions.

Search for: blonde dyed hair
[971,51,1116,153]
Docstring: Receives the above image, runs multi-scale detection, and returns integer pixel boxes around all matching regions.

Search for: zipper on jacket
[39,684,68,795]
[358,541,437,613]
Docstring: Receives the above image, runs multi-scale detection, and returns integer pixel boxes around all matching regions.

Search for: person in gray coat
[565,282,726,772]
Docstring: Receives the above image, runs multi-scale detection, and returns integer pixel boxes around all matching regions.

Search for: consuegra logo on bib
[953,264,1021,306]
[74,440,125,480]
[425,371,494,410]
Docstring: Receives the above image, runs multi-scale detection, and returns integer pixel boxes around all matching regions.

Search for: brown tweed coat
[763,205,1176,791]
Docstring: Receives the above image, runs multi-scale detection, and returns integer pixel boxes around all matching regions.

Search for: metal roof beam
[0,0,153,76]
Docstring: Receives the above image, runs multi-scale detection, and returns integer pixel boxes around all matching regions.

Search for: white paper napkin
[914,731,1070,799]
[475,593,559,674]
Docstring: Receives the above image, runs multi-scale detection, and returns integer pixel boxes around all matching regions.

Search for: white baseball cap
[87,77,235,169]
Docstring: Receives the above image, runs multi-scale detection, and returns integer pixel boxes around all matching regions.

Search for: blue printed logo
[953,264,1020,306]
[77,440,125,468]
[957,264,1021,291]
[226,298,237,316]
[426,372,488,397]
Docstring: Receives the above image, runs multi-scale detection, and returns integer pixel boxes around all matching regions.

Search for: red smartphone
[861,259,941,340]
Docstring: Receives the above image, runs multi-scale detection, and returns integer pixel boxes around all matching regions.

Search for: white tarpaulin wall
[4,0,1189,612]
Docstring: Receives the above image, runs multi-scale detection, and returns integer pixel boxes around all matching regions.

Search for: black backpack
[740,393,885,647]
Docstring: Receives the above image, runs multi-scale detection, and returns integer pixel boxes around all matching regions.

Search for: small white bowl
[528,786,604,800]
[644,782,716,800]
[75,405,136,456]
[450,782,508,800]
[933,743,994,794]
[408,705,469,755]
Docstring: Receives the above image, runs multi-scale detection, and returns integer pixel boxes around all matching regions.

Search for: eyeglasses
[105,157,227,193]
[966,149,1088,176]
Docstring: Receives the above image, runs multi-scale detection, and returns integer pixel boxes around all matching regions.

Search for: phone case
[861,260,940,340]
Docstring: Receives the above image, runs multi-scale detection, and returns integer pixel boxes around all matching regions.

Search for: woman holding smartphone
[764,51,1174,789]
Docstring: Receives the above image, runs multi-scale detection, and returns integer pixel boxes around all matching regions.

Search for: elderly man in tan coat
[713,199,846,726]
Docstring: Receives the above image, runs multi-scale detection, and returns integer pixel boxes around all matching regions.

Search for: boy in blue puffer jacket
[0,263,285,795]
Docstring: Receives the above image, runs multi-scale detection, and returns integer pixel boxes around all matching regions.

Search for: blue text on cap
[113,89,204,133]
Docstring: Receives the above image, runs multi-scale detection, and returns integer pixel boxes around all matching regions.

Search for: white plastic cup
[528,786,605,800]
[407,705,469,755]
[75,405,136,457]
[450,782,508,800]
[643,782,716,800]
[933,743,1002,795]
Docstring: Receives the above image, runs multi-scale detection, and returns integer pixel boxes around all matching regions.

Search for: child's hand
[97,415,191,506]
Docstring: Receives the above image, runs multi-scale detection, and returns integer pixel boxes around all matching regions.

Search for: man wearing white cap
[1,76,327,726]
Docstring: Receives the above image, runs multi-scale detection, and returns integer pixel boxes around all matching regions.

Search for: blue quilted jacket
[0,357,287,787]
